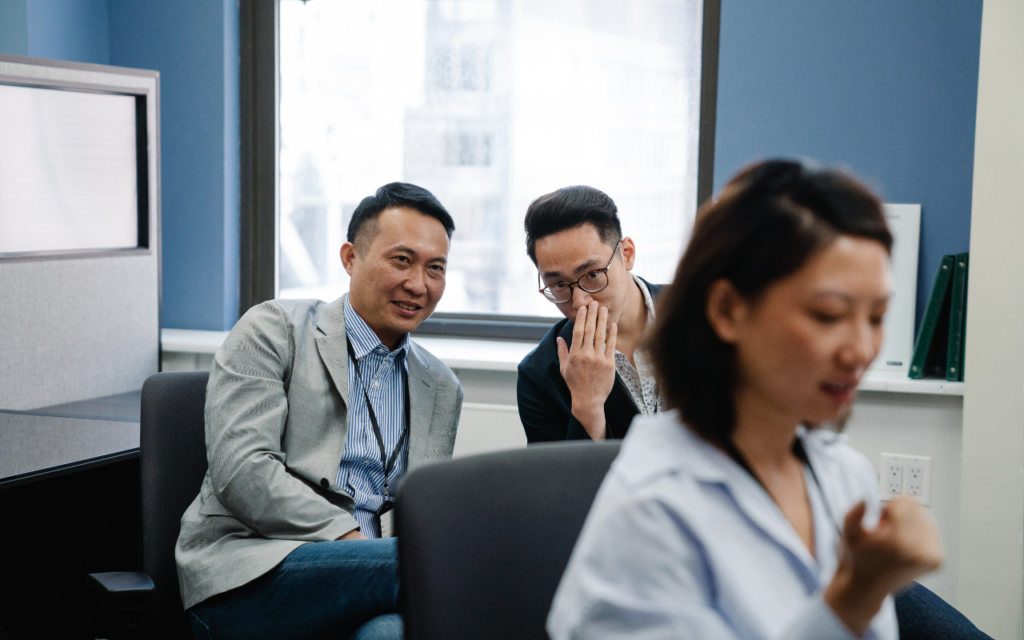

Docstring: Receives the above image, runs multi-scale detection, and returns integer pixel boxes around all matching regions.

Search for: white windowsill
[162,328,231,354]
[161,329,965,396]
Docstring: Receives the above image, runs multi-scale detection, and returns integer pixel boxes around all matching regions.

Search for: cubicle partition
[0,54,160,485]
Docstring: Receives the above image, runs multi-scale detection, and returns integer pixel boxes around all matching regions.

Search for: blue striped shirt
[336,301,410,538]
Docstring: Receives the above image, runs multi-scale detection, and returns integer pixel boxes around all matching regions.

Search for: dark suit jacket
[517,278,663,442]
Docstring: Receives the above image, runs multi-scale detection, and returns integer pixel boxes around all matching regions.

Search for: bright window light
[279,0,703,317]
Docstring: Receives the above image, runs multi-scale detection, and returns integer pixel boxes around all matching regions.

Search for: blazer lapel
[315,296,350,407]
[406,346,437,466]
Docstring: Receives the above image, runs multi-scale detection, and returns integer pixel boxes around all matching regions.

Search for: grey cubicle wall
[0,55,160,411]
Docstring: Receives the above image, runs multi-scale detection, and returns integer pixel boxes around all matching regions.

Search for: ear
[620,237,637,270]
[340,242,358,277]
[705,278,747,344]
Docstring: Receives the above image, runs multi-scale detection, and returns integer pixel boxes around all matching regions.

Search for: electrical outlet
[878,453,931,505]
[880,454,904,498]
[904,457,931,505]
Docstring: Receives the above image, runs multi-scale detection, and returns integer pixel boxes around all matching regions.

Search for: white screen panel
[870,204,921,375]
[0,84,138,255]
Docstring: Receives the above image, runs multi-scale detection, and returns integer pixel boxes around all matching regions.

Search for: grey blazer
[175,296,463,610]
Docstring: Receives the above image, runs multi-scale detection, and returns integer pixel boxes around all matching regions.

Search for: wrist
[337,528,364,541]
[824,566,888,637]
[571,405,606,440]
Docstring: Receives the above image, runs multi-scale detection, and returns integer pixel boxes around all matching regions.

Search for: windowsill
[161,329,965,396]
[161,329,230,354]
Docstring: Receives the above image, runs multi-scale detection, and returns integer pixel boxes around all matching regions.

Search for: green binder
[909,254,955,379]
[946,252,969,381]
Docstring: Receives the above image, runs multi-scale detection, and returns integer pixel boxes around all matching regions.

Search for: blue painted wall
[221,0,240,330]
[0,0,29,56]
[109,0,240,330]
[714,0,984,329]
[27,0,109,64]
[0,0,240,331]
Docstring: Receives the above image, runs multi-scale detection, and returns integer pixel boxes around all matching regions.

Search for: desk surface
[0,390,140,488]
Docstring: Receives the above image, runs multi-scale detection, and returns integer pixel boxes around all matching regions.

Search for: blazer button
[321,478,330,488]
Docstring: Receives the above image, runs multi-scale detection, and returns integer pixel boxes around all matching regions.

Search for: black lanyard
[346,337,410,501]
[723,436,841,536]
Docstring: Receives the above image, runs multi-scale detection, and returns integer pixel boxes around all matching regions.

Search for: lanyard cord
[722,435,842,537]
[346,337,410,501]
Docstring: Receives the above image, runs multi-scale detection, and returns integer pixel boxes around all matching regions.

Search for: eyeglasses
[538,240,621,304]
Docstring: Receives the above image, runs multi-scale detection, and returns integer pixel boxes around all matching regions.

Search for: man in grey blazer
[176,183,463,640]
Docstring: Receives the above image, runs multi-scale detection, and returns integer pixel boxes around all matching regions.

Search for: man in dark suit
[517,186,662,442]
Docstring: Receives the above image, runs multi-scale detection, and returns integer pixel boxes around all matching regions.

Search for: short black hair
[647,159,892,448]
[347,182,455,248]
[524,186,622,264]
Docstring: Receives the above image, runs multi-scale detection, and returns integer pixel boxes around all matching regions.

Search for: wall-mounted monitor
[0,76,151,259]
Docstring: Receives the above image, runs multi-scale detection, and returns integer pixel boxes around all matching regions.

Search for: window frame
[240,0,721,338]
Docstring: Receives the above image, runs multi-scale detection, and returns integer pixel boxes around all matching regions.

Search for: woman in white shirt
[548,160,944,640]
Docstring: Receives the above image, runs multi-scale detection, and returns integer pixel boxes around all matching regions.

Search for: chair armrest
[87,572,155,610]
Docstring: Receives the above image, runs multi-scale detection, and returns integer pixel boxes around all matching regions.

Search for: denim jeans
[896,581,992,640]
[188,538,401,640]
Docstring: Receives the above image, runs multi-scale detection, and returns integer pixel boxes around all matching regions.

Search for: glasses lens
[578,270,609,294]
[543,285,571,303]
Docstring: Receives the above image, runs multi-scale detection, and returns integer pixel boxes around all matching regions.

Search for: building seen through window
[279,0,703,317]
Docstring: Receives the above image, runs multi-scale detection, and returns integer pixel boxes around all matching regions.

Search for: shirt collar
[667,417,842,486]
[344,297,410,360]
[627,414,827,574]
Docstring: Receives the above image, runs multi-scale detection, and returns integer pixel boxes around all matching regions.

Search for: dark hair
[647,160,893,448]
[524,186,622,264]
[347,182,455,247]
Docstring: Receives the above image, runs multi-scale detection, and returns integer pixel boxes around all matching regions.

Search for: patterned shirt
[336,301,410,538]
[614,276,661,416]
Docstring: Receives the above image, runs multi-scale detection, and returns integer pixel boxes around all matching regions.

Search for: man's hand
[337,529,367,541]
[557,301,618,440]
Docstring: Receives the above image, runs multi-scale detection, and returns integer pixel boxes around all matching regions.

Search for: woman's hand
[824,497,944,636]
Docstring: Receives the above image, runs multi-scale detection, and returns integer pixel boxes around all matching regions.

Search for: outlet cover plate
[879,453,931,506]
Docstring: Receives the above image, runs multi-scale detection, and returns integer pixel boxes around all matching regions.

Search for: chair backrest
[397,441,621,640]
[139,371,210,639]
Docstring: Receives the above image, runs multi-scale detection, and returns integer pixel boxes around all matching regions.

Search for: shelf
[858,370,964,396]
[161,329,964,396]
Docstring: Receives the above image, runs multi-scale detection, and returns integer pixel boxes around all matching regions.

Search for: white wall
[845,392,964,603]
[956,1,1024,636]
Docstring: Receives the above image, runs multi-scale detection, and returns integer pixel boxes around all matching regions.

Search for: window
[271,0,714,323]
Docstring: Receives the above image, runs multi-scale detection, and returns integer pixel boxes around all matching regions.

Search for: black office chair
[88,371,210,640]
[396,441,621,640]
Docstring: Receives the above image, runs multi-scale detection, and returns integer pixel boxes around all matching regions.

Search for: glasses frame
[538,239,622,304]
